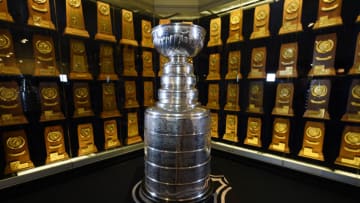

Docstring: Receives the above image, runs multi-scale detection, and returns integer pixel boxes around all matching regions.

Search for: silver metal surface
[139,23,212,202]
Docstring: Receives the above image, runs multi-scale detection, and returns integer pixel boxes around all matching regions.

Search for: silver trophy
[139,23,212,202]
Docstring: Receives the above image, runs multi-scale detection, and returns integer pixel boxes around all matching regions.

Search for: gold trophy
[206,84,220,110]
[119,9,138,46]
[101,82,121,118]
[39,82,65,122]
[206,53,221,80]
[0,29,21,75]
[123,45,137,76]
[250,4,270,40]
[247,81,264,114]
[142,51,155,77]
[103,119,122,150]
[69,39,92,80]
[158,55,169,77]
[335,126,360,169]
[222,114,238,143]
[44,125,69,164]
[348,33,360,75]
[0,0,13,22]
[298,121,325,161]
[248,47,267,79]
[98,44,118,80]
[303,79,331,120]
[72,82,94,118]
[207,17,222,47]
[357,15,360,23]
[144,81,155,107]
[341,79,360,123]
[0,81,28,126]
[27,0,55,30]
[226,8,244,43]
[278,0,303,35]
[33,34,59,77]
[225,50,242,79]
[224,83,240,111]
[272,83,294,116]
[77,123,98,156]
[244,117,262,147]
[64,0,89,38]
[276,42,298,78]
[95,1,116,42]
[210,112,219,138]
[313,0,343,29]
[308,33,337,76]
[124,80,139,108]
[3,129,34,175]
[268,118,291,153]
[126,112,143,145]
[141,20,154,48]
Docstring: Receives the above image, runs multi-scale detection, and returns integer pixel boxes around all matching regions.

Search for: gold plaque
[126,112,143,145]
[142,51,155,77]
[120,9,138,46]
[348,33,360,75]
[3,129,34,175]
[244,117,262,147]
[250,4,270,40]
[279,0,303,34]
[247,81,264,114]
[224,83,240,111]
[98,44,118,81]
[33,35,59,77]
[104,119,121,150]
[0,29,21,75]
[303,79,331,120]
[27,0,55,30]
[210,112,219,138]
[44,125,69,164]
[227,9,244,43]
[159,19,171,25]
[313,0,343,29]
[144,81,155,107]
[69,39,92,80]
[64,0,89,38]
[206,53,221,80]
[39,82,65,122]
[77,123,98,156]
[207,17,222,47]
[141,20,154,48]
[72,82,94,118]
[222,114,238,143]
[341,79,360,123]
[95,1,116,42]
[248,47,267,79]
[272,83,294,116]
[276,42,298,78]
[268,118,291,153]
[308,33,337,76]
[298,121,325,161]
[206,84,220,110]
[123,45,137,76]
[0,0,14,22]
[101,82,121,118]
[158,55,169,77]
[0,81,28,126]
[335,126,360,169]
[124,81,139,108]
[225,50,242,79]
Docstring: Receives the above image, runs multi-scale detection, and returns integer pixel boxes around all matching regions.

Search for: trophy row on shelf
[208,0,350,46]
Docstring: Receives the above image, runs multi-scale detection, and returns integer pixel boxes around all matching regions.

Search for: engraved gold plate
[73,83,94,118]
[303,79,331,119]
[0,29,21,75]
[248,47,267,79]
[349,33,360,75]
[313,0,343,29]
[123,45,137,76]
[225,50,242,79]
[124,81,139,108]
[272,83,294,116]
[298,121,325,161]
[247,81,264,114]
[98,44,118,80]
[95,1,116,42]
[120,9,138,46]
[277,42,298,78]
[244,117,262,147]
[279,0,303,34]
[39,82,65,122]
[0,0,14,22]
[101,82,121,118]
[224,83,240,111]
[27,0,55,30]
[126,112,143,145]
[144,81,155,107]
[142,51,155,77]
[44,125,69,164]
[69,39,92,80]
[210,113,219,138]
[141,20,154,48]
[33,35,59,77]
[104,120,121,150]
[77,123,98,156]
[207,17,222,47]
[206,53,221,80]
[222,114,238,143]
[341,79,360,123]
[227,9,244,43]
[250,4,270,39]
[269,118,291,153]
[206,84,220,110]
[64,0,89,38]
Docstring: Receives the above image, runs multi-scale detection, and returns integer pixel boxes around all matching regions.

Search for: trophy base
[250,31,270,40]
[313,17,343,29]
[144,101,155,107]
[303,110,330,120]
[0,115,28,127]
[0,65,21,75]
[269,142,290,153]
[341,114,360,123]
[272,108,294,117]
[28,18,56,30]
[141,41,154,48]
[222,133,239,143]
[278,23,303,35]
[276,69,298,79]
[98,73,119,81]
[100,111,121,119]
[246,107,263,114]
[73,110,94,118]
[78,144,98,156]
[95,33,116,43]
[247,72,266,79]
[64,27,90,38]
[335,156,360,169]
[124,103,140,109]
[120,39,138,47]
[5,160,35,175]
[206,104,220,110]
[225,73,242,80]
[123,70,138,77]
[45,152,69,164]
[0,12,14,22]
[34,67,60,77]
[348,65,360,75]
[244,137,262,147]
[206,75,221,81]
[308,67,336,77]
[69,72,93,80]
[40,112,66,122]
[142,72,155,77]
[226,35,244,44]
[104,139,121,150]
[207,40,222,47]
[126,136,142,145]
[298,148,324,161]
[224,105,240,112]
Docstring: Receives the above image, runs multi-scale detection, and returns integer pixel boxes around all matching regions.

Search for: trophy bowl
[152,23,206,58]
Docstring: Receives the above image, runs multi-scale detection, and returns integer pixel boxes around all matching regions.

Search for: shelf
[211,141,360,187]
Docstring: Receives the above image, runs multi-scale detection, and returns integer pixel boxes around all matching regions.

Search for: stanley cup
[140,23,212,202]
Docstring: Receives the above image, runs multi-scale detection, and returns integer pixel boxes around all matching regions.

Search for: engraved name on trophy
[341,79,360,123]
[224,83,240,111]
[0,29,21,75]
[95,1,116,42]
[64,0,89,38]
[33,34,59,77]
[101,82,121,118]
[226,50,242,79]
[276,42,298,78]
[206,53,221,80]
[44,125,69,164]
[142,50,155,77]
[77,123,98,156]
[27,0,55,30]
[210,112,219,138]
[143,81,155,107]
[141,20,154,48]
[69,39,92,80]
[348,33,360,75]
[103,119,121,150]
[279,0,303,35]
[272,83,294,116]
[39,82,65,122]
[0,81,28,126]
[303,79,331,119]
[124,80,139,108]
[308,33,337,76]
[247,80,264,114]
[250,4,270,40]
[227,8,244,43]
[335,126,360,169]
[298,121,325,161]
[126,112,142,145]
[72,82,94,118]
[313,0,343,29]
[244,117,262,147]
[0,0,14,22]
[223,114,239,143]
[98,44,118,80]
[268,118,291,153]
[206,83,220,110]
[207,17,222,47]
[248,47,267,79]
[3,129,34,174]
[122,45,137,76]
[120,9,138,46]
